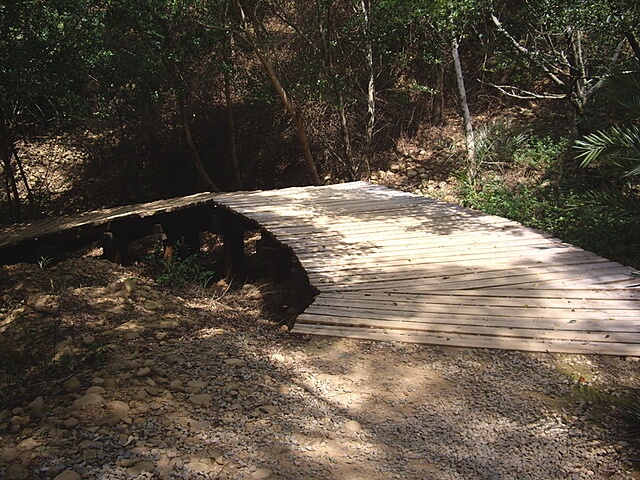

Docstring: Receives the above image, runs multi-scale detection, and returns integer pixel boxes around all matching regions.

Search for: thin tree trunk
[433,62,445,126]
[320,0,355,180]
[236,0,321,185]
[177,95,221,192]
[361,0,375,165]
[12,145,35,211]
[224,32,243,189]
[626,31,640,62]
[2,156,20,220]
[452,37,476,182]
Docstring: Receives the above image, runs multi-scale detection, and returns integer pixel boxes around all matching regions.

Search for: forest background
[1,0,639,268]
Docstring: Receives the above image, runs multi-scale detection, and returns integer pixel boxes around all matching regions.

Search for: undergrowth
[142,240,216,289]
[459,130,640,269]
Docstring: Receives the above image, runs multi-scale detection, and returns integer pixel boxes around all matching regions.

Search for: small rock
[27,397,45,418]
[343,419,362,432]
[406,169,418,178]
[103,378,118,390]
[63,417,80,429]
[55,337,73,354]
[53,470,82,480]
[4,463,30,480]
[251,468,273,479]
[72,393,104,409]
[82,335,95,345]
[136,367,151,377]
[63,377,82,392]
[0,448,17,463]
[225,358,245,367]
[189,394,213,407]
[123,331,141,340]
[86,386,106,395]
[144,301,160,310]
[9,416,29,427]
[127,460,155,474]
[169,380,183,391]
[123,278,137,293]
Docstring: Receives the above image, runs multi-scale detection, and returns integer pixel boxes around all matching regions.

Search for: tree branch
[491,13,566,89]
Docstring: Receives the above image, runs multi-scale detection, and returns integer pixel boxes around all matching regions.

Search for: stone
[86,386,106,395]
[189,394,213,407]
[9,416,29,427]
[406,169,418,178]
[55,337,73,354]
[144,301,160,310]
[225,358,245,367]
[127,460,155,474]
[0,448,17,463]
[187,380,208,389]
[63,417,80,429]
[4,463,30,480]
[343,420,362,432]
[72,393,104,409]
[53,470,82,480]
[169,380,183,391]
[123,331,141,340]
[63,377,82,392]
[82,335,95,345]
[251,468,273,479]
[123,278,137,293]
[136,367,151,377]
[103,378,118,390]
[28,396,45,417]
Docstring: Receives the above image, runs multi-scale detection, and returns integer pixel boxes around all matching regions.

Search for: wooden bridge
[1,182,639,355]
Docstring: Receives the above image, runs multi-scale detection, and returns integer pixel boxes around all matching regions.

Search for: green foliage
[575,125,640,176]
[143,241,215,288]
[513,135,570,170]
[37,256,54,270]
[575,72,640,178]
[461,177,640,269]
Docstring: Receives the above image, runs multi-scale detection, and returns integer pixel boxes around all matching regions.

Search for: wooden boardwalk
[1,181,639,355]
[213,182,640,356]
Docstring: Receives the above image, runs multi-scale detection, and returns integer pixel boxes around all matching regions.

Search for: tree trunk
[12,145,35,211]
[452,37,476,183]
[626,31,640,62]
[0,116,20,220]
[224,32,243,189]
[177,95,221,192]
[236,0,321,185]
[320,0,355,180]
[432,62,445,126]
[360,0,375,166]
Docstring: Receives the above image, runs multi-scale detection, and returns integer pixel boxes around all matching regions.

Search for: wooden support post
[101,231,128,265]
[222,218,245,278]
[183,229,201,256]
[152,223,174,262]
[257,232,292,282]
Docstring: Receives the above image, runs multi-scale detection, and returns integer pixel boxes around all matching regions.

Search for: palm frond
[574,124,640,175]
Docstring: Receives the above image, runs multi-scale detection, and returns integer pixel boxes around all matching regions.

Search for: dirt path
[1,257,639,479]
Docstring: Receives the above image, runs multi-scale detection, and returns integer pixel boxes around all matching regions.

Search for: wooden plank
[296,312,640,342]
[309,296,640,319]
[318,290,640,311]
[291,324,640,356]
[307,260,626,287]
[301,304,640,327]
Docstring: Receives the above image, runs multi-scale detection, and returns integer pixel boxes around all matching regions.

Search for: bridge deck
[214,182,640,356]
[2,182,639,355]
